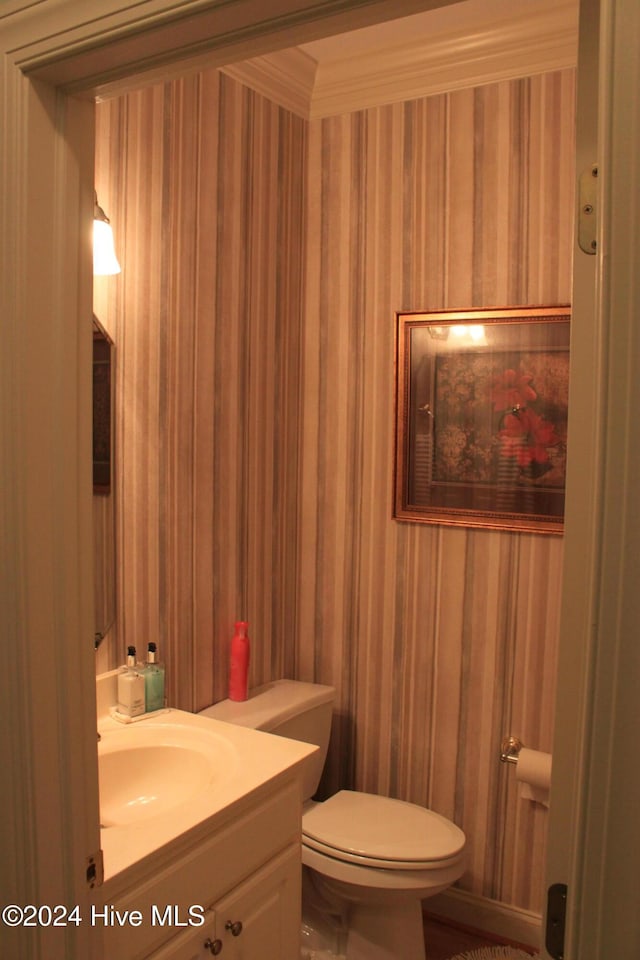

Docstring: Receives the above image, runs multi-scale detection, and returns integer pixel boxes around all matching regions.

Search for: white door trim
[3,3,638,959]
[546,0,640,957]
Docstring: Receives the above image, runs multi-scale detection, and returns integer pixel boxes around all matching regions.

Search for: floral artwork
[394,306,571,533]
[433,353,569,487]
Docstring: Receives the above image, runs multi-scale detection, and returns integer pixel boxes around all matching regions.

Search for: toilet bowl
[199,680,466,960]
[301,790,465,959]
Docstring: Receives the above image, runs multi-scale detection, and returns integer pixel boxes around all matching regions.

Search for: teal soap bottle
[143,642,165,712]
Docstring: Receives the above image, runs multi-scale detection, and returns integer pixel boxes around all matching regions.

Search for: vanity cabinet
[99,777,302,960]
[147,844,300,960]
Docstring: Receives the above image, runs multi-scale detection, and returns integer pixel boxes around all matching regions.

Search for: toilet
[200,680,465,960]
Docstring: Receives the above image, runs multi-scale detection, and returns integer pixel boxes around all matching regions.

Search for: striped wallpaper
[94,64,575,914]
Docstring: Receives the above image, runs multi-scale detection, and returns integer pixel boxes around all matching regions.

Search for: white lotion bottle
[117,645,145,717]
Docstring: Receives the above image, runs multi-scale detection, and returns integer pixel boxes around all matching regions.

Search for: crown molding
[221,0,578,119]
[222,46,317,118]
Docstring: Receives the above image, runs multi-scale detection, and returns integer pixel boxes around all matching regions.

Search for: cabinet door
[143,910,220,960]
[213,843,301,960]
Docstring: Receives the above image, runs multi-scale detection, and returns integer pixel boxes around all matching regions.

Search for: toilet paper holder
[500,736,523,764]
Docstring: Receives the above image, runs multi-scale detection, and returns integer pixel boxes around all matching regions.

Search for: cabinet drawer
[101,778,300,959]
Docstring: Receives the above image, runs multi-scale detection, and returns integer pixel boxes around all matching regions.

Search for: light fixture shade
[93,218,121,275]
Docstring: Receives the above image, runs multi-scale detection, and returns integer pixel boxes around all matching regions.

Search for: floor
[423,912,538,960]
[301,908,538,959]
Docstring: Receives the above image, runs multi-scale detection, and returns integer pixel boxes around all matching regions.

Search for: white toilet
[200,680,465,960]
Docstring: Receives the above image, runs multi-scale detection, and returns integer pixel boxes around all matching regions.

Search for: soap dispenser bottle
[117,645,145,717]
[143,641,165,713]
[228,621,250,702]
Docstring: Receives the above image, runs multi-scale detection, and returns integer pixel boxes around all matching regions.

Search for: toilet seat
[302,790,465,870]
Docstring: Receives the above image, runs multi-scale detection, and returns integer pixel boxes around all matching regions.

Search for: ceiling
[222,0,579,119]
[299,0,548,62]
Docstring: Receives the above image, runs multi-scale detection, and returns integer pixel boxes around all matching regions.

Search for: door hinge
[546,882,568,959]
[86,849,104,889]
[578,163,599,255]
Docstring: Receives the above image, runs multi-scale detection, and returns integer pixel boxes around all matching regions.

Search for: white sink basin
[99,722,238,828]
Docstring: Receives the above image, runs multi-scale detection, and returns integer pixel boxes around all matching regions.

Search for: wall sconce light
[93,192,121,276]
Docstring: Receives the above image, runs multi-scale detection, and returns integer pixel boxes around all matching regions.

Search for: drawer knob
[204,937,223,955]
[225,920,243,937]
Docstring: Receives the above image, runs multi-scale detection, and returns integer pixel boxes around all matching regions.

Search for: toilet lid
[302,791,465,868]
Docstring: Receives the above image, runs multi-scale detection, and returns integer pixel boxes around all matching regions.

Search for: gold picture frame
[394,306,570,534]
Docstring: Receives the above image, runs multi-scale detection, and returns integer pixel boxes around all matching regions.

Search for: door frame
[546,0,640,957]
[1,2,638,958]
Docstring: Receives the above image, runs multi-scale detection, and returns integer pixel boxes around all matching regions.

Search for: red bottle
[228,621,250,701]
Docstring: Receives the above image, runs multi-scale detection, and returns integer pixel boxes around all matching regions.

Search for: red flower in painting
[490,369,537,412]
[499,408,559,466]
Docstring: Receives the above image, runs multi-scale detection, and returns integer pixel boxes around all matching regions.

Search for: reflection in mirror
[93,316,115,648]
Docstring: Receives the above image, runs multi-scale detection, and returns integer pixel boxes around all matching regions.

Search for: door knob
[225,920,243,937]
[204,937,223,955]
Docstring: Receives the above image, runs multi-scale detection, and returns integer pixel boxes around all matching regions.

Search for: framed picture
[394,306,570,534]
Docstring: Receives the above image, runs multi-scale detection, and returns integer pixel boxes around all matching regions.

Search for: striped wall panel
[94,73,306,705]
[300,71,574,911]
[94,65,574,914]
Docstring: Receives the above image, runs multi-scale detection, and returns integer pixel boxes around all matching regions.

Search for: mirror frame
[93,316,115,647]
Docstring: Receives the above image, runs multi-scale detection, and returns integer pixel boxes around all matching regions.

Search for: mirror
[93,316,115,647]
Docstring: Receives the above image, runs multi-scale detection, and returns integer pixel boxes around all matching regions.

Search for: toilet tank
[199,680,335,801]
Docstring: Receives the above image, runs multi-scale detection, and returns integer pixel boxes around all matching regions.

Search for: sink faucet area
[94,671,316,959]
[98,721,239,828]
[96,670,316,883]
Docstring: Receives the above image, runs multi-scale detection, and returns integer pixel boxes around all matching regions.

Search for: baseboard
[424,888,542,951]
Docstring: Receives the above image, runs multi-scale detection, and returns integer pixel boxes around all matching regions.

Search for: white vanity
[95,672,316,960]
